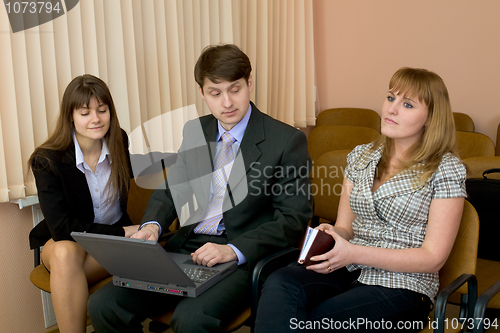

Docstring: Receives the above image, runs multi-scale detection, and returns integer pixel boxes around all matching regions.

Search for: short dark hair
[194,44,252,92]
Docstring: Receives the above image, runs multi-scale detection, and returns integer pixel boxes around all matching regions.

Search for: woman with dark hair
[255,68,467,332]
[28,74,137,332]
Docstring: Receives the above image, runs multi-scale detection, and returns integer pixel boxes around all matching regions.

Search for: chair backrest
[456,131,495,159]
[496,122,500,156]
[311,150,350,223]
[317,108,381,133]
[127,178,156,225]
[463,156,500,180]
[308,125,380,164]
[127,168,166,225]
[127,152,174,220]
[126,164,183,234]
[453,112,475,132]
[438,200,479,294]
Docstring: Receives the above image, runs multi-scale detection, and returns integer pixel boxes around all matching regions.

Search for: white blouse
[73,133,122,225]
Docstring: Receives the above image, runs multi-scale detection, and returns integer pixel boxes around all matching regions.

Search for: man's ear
[247,75,254,94]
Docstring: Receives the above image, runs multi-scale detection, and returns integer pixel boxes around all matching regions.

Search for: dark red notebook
[297,226,335,266]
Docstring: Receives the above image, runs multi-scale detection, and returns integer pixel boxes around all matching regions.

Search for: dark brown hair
[194,44,252,92]
[29,74,130,202]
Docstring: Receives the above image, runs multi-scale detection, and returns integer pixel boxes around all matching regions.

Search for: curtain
[0,0,315,202]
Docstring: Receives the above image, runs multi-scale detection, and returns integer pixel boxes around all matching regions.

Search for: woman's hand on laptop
[130,225,159,241]
[123,225,140,238]
[191,243,237,267]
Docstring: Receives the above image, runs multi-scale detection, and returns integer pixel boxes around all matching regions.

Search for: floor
[68,308,500,333]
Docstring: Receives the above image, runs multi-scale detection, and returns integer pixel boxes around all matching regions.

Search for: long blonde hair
[29,74,130,203]
[373,67,457,185]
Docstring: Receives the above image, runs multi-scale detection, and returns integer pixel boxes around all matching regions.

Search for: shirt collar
[216,103,252,143]
[73,132,110,172]
[351,143,382,171]
[353,143,425,179]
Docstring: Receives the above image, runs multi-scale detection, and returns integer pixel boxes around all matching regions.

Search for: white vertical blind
[0,0,316,202]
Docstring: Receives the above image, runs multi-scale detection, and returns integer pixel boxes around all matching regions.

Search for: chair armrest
[473,279,500,333]
[434,273,477,333]
[251,248,300,326]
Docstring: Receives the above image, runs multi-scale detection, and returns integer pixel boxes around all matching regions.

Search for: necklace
[91,152,99,171]
[85,142,102,173]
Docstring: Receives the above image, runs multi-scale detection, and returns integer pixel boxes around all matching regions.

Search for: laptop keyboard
[183,267,219,283]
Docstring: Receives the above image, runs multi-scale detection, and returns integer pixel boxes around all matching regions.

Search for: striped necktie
[194,132,236,235]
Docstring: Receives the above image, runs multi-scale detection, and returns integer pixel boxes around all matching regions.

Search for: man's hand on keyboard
[191,243,237,267]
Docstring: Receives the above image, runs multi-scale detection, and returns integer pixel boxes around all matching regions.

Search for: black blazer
[142,102,313,269]
[29,129,133,249]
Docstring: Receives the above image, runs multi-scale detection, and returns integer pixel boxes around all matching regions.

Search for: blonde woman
[255,68,466,332]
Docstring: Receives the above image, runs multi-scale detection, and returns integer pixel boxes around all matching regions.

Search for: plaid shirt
[345,143,467,301]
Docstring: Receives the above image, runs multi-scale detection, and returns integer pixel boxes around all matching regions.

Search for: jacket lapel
[200,117,218,202]
[229,102,264,186]
[59,145,93,208]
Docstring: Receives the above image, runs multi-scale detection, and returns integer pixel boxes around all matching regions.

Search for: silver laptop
[71,232,238,298]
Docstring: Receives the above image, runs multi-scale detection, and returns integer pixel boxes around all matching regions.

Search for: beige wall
[313,0,500,142]
[1,203,47,332]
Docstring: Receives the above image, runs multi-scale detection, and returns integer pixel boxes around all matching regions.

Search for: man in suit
[88,44,313,333]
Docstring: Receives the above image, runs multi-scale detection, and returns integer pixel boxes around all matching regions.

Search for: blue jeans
[254,266,432,333]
